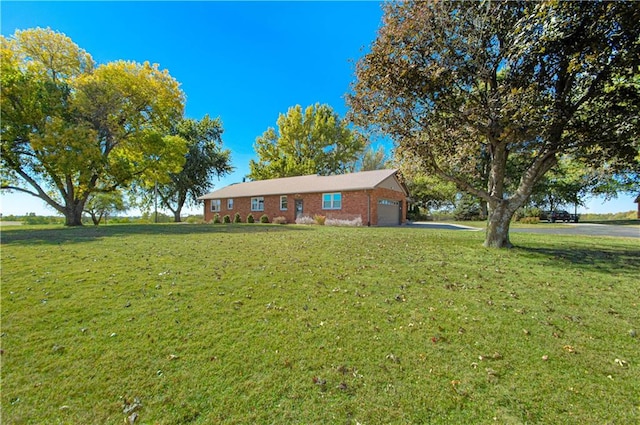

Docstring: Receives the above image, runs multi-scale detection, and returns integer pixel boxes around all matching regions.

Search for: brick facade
[203,187,407,226]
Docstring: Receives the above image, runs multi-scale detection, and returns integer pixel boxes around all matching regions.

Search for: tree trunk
[484,201,516,248]
[173,208,182,223]
[479,200,488,220]
[64,203,85,226]
[90,212,100,226]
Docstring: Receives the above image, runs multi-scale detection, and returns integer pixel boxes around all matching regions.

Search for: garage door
[377,199,400,226]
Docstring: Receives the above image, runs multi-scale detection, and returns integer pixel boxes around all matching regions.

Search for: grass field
[1,224,638,424]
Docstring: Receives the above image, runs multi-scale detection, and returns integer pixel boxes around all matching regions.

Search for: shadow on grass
[0,223,309,245]
[516,243,640,277]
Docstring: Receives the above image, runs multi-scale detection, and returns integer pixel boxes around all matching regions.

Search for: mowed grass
[1,224,638,424]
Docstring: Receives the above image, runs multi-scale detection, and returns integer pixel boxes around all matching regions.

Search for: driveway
[408,222,639,238]
[408,222,482,231]
[510,223,640,238]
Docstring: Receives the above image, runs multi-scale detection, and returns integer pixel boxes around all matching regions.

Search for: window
[227,199,234,210]
[251,197,264,211]
[210,199,221,212]
[322,193,342,210]
[280,196,288,211]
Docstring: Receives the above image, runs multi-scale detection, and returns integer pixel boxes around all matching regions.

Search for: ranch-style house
[198,169,409,226]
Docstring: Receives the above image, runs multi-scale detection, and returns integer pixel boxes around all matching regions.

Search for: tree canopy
[359,145,392,171]
[349,1,640,247]
[155,115,233,222]
[1,28,187,225]
[248,104,366,180]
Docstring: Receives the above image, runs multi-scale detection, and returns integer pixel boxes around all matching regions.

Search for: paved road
[409,222,640,238]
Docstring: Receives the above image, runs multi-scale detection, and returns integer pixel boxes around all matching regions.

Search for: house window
[322,193,342,210]
[227,199,234,210]
[280,195,288,211]
[210,199,221,212]
[251,197,264,211]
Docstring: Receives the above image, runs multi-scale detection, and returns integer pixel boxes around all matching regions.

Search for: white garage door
[377,199,400,226]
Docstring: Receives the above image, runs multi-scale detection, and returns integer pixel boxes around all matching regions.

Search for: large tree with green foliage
[1,28,187,226]
[155,115,233,222]
[349,1,639,247]
[248,104,366,180]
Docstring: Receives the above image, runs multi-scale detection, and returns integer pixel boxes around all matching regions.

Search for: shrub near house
[198,169,409,226]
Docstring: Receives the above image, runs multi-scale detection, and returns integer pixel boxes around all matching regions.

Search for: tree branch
[3,167,65,214]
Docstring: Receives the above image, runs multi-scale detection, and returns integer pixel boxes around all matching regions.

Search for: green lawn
[1,224,638,424]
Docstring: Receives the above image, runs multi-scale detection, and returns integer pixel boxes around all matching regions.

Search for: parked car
[540,210,579,223]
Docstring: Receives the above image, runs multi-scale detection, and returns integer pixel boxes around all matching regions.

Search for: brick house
[198,169,409,226]
[635,194,640,219]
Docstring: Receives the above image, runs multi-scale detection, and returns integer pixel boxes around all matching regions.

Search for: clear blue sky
[0,1,636,216]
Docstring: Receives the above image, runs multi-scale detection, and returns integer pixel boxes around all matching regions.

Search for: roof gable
[198,169,406,200]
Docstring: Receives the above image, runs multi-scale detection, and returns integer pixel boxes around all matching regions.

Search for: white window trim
[322,193,342,210]
[280,195,288,211]
[251,197,264,212]
[227,199,234,210]
[210,199,221,212]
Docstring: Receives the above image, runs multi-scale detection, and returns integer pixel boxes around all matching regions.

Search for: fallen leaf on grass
[450,380,468,396]
[386,353,400,363]
[167,354,179,360]
[122,397,142,415]
[614,358,628,367]
[312,376,327,389]
[563,345,576,353]
[478,352,502,361]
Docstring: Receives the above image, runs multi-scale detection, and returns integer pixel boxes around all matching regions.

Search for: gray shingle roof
[198,169,404,200]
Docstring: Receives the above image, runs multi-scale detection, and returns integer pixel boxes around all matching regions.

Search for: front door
[295,199,303,220]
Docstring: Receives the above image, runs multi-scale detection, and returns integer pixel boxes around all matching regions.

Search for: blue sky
[0,1,636,216]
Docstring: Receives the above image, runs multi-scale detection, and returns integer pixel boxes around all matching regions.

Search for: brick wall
[203,188,407,225]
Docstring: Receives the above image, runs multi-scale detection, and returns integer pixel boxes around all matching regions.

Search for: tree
[359,145,392,171]
[349,1,640,247]
[84,190,127,225]
[248,104,366,180]
[408,174,458,212]
[1,28,187,226]
[529,155,640,215]
[155,115,233,222]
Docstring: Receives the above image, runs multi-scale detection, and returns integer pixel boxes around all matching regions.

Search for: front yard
[1,224,638,424]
